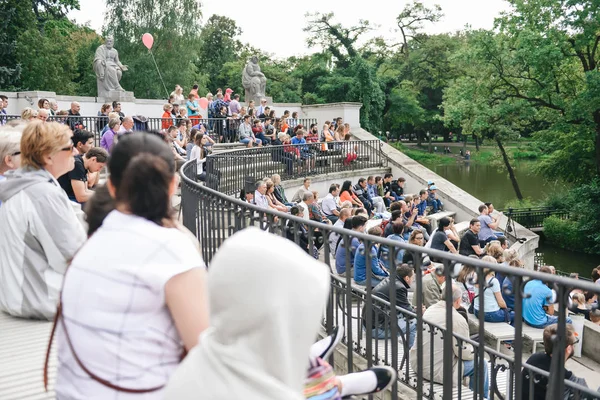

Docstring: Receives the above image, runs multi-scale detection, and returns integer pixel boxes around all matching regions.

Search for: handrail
[179,143,600,399]
[204,140,387,195]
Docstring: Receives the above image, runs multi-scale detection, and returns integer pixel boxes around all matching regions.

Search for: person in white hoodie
[165,227,331,400]
[0,120,86,320]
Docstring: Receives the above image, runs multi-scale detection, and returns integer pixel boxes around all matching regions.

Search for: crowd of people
[240,169,600,398]
[1,92,599,399]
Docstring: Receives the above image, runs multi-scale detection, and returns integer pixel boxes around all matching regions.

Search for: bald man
[67,102,83,131]
[118,116,134,135]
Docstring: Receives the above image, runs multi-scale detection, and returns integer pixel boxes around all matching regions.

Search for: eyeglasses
[60,144,74,152]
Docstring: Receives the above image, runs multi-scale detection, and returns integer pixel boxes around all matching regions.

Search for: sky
[69,0,511,59]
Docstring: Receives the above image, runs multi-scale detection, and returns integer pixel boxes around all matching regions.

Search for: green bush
[543,216,584,252]
[542,179,600,254]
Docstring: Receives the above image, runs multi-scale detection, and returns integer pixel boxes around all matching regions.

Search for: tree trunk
[496,136,523,200]
[474,134,480,151]
[416,131,423,147]
[594,110,600,176]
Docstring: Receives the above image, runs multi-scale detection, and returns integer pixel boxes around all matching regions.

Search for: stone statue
[242,56,267,104]
[93,37,128,98]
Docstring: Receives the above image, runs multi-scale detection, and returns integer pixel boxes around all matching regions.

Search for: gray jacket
[0,167,86,320]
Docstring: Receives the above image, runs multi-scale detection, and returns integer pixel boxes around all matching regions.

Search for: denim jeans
[370,317,416,348]
[356,277,384,288]
[528,314,573,329]
[475,308,515,324]
[463,359,489,398]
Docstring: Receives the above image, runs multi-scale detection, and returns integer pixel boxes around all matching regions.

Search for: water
[422,160,600,276]
[425,161,567,209]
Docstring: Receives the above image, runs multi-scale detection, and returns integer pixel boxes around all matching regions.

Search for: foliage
[197,15,243,93]
[103,0,202,99]
[543,216,583,251]
[543,179,600,254]
[443,0,600,182]
[391,143,455,165]
[0,0,80,90]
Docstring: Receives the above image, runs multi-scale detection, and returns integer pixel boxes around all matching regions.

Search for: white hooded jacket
[0,166,86,320]
[165,227,331,400]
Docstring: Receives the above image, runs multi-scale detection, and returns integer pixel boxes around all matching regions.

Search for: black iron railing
[503,207,570,229]
[180,158,600,400]
[204,140,386,195]
[4,115,318,145]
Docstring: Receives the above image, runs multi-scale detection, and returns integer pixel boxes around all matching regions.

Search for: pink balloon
[199,97,209,109]
[142,33,154,50]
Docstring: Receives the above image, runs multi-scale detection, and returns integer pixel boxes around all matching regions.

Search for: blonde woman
[21,107,37,121]
[473,257,514,323]
[0,121,86,320]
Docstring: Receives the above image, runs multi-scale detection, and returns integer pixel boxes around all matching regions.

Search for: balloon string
[149,49,170,99]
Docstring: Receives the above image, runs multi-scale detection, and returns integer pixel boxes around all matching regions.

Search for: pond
[424,161,567,209]
[422,160,600,277]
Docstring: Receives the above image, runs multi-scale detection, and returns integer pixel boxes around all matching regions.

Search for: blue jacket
[354,243,388,282]
[335,237,360,274]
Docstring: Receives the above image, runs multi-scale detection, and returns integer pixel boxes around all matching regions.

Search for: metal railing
[503,207,570,229]
[180,157,600,400]
[2,115,317,145]
[204,140,386,195]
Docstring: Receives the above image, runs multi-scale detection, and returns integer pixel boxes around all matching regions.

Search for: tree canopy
[2,0,599,184]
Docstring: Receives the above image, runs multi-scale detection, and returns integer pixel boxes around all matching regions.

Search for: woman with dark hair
[429,217,458,257]
[339,180,363,208]
[55,134,209,399]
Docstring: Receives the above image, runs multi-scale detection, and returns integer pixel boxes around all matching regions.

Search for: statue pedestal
[100,91,135,103]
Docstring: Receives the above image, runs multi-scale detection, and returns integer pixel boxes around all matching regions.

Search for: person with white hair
[410,283,489,398]
[118,115,134,135]
[37,108,49,122]
[0,123,24,206]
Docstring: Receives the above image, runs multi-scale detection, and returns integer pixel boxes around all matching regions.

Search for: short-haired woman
[0,121,86,319]
[473,258,515,324]
[55,133,209,398]
[100,118,121,153]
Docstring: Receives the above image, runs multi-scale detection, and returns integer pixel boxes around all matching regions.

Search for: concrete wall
[0,90,302,120]
[301,102,362,131]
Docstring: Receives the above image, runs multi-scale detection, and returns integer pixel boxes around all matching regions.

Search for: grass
[391,143,456,165]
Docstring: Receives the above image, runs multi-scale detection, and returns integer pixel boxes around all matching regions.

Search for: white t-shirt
[321,193,337,216]
[189,145,204,174]
[55,211,204,400]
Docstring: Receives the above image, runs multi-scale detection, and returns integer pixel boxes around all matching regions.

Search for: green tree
[0,0,80,89]
[458,0,600,181]
[197,15,243,92]
[103,0,202,99]
[303,12,385,131]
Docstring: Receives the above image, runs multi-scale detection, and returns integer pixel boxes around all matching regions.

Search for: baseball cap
[430,185,438,190]
[427,180,434,185]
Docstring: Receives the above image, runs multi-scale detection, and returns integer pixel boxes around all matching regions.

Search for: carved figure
[242,56,267,104]
[93,37,128,97]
